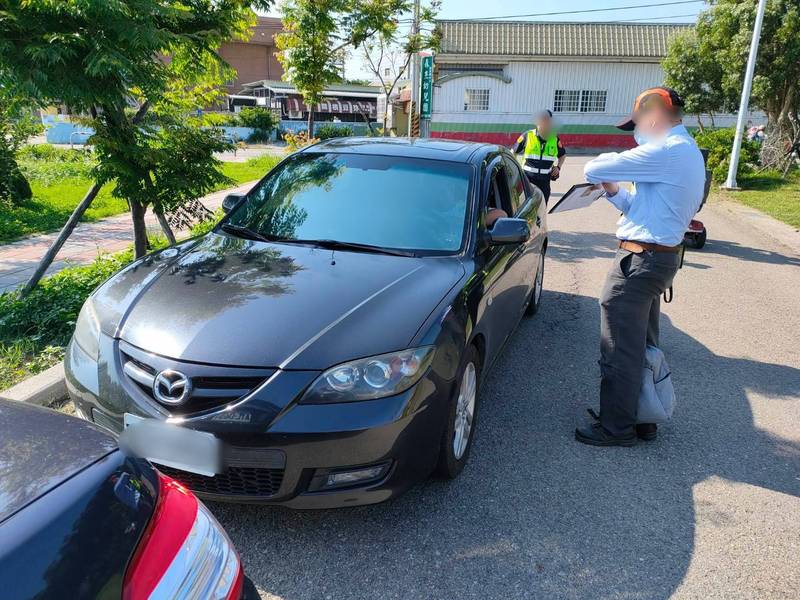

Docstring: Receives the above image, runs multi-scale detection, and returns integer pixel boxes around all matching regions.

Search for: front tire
[435,344,481,479]
[525,249,545,316]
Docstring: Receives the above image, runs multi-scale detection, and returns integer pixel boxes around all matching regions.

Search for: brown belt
[619,240,681,254]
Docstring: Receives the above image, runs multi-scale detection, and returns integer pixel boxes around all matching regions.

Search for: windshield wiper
[220,226,417,257]
[219,223,274,243]
[290,238,417,257]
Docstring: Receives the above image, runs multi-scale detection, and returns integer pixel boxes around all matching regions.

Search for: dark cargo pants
[599,248,680,435]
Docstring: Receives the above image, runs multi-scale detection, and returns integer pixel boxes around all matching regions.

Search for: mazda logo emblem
[152,370,191,406]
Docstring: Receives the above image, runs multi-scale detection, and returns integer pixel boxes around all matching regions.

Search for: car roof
[301,136,502,164]
[0,399,117,522]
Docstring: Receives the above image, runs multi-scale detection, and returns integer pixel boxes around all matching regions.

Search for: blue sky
[437,0,705,22]
[266,1,708,79]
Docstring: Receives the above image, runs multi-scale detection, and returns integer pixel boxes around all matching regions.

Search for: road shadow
[545,229,800,270]
[701,238,800,268]
[212,289,800,600]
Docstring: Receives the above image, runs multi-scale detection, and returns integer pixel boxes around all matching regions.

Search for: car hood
[99,233,465,369]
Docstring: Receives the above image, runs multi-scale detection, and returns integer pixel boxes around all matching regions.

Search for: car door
[476,158,526,360]
[503,154,544,296]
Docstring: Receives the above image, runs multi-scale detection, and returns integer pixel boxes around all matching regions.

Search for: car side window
[489,164,513,215]
[503,156,527,215]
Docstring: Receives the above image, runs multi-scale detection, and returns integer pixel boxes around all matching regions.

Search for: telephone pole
[723,0,767,190]
[407,0,420,137]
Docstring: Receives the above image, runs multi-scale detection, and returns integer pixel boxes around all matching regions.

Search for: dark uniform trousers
[599,248,680,435]
[526,175,551,203]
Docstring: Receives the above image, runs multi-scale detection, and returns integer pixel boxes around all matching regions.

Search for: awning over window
[283,95,376,117]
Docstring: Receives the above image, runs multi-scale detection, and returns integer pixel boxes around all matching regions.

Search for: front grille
[118,342,274,416]
[157,465,284,498]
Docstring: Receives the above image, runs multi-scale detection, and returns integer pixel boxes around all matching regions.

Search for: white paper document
[548,183,606,214]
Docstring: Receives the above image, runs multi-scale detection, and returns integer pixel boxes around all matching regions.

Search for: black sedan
[65,138,548,508]
[0,399,255,599]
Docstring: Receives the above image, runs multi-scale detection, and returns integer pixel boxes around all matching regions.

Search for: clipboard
[548,183,606,214]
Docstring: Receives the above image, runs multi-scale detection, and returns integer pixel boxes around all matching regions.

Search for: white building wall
[433,60,749,128]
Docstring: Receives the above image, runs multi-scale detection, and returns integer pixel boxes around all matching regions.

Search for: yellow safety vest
[518,129,559,176]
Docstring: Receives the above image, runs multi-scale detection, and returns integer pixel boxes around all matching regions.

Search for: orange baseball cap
[616,87,685,131]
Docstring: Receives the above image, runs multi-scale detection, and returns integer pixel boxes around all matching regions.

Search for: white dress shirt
[583,124,706,246]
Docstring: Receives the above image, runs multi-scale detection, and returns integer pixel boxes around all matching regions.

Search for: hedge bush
[315,124,353,140]
[237,108,278,143]
[693,128,760,183]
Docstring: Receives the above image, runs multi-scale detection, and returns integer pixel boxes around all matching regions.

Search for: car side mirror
[488,217,530,245]
[222,193,246,213]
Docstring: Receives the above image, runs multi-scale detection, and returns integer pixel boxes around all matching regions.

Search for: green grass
[714,170,800,228]
[0,248,135,390]
[0,151,283,244]
[0,179,126,243]
[217,153,282,186]
[0,154,285,389]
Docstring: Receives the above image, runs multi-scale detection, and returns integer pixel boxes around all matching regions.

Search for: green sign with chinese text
[420,55,433,119]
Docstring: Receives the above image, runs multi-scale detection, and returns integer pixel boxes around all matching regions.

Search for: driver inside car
[485,207,508,229]
[485,178,508,229]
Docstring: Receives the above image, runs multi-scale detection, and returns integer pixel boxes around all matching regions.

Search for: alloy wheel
[453,362,477,459]
[534,251,544,305]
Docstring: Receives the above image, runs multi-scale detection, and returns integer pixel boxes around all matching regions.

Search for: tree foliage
[662,29,730,130]
[360,1,440,134]
[276,0,408,134]
[0,92,42,204]
[0,0,272,267]
[663,0,800,169]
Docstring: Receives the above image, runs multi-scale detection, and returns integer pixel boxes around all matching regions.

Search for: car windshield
[225,152,472,254]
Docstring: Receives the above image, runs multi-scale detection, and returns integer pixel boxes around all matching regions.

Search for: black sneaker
[575,422,637,447]
[636,423,657,441]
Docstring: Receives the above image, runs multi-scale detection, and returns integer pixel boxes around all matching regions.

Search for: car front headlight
[73,297,101,361]
[300,346,435,404]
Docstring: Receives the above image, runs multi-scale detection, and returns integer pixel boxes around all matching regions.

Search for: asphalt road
[212,156,800,600]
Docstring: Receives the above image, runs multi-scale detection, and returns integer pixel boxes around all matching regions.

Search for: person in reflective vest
[513,110,566,202]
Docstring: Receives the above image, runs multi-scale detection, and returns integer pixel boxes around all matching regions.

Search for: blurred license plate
[121,413,223,477]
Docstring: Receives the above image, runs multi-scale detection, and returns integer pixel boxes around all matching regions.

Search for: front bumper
[65,338,452,508]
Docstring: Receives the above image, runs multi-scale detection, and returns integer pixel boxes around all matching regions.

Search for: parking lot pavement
[212,156,800,599]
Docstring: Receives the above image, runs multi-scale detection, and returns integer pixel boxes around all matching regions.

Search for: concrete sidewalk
[0,181,257,294]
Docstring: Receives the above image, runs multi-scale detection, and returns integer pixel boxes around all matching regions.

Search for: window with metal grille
[554,89,607,113]
[580,90,607,112]
[464,88,490,111]
[554,90,580,112]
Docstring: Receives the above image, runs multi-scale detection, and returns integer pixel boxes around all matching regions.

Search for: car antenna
[330,249,336,266]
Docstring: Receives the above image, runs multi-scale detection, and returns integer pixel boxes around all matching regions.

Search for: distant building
[232,80,382,133]
[218,17,284,93]
[431,21,751,149]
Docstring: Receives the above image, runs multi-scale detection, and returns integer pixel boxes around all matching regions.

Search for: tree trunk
[22,101,152,294]
[307,110,314,138]
[155,209,176,245]
[383,92,390,136]
[358,110,378,136]
[22,183,102,295]
[696,114,705,132]
[130,199,149,258]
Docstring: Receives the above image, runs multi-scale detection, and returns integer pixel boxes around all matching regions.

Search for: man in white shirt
[577,87,705,446]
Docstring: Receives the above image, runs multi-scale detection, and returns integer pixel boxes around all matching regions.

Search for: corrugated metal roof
[241,79,382,95]
[438,21,691,58]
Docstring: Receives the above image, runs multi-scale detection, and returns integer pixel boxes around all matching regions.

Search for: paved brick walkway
[0,181,257,294]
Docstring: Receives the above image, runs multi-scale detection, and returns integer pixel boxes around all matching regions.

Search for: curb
[712,199,800,257]
[0,363,67,407]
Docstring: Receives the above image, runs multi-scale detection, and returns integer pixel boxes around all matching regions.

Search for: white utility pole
[723,0,767,190]
[407,0,420,138]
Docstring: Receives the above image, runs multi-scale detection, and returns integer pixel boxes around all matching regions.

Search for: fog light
[308,462,391,492]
